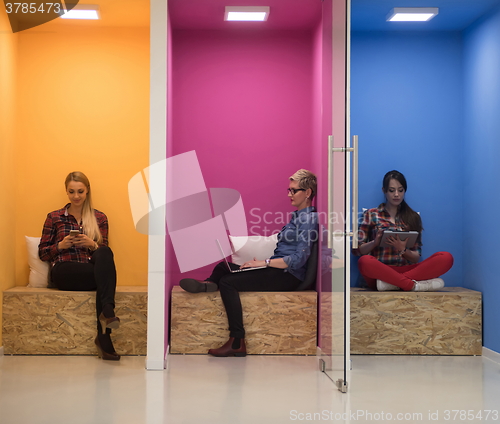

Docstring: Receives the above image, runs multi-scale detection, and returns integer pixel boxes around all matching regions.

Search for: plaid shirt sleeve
[38,211,61,262]
[95,209,108,247]
[355,209,374,250]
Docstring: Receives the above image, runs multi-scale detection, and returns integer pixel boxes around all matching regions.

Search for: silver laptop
[216,239,267,273]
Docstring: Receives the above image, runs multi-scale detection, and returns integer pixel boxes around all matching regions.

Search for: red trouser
[357,251,454,291]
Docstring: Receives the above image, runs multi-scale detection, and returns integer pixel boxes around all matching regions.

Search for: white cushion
[25,236,50,288]
[229,234,278,265]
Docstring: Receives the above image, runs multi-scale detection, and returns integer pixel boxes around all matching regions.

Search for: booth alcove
[156,0,349,372]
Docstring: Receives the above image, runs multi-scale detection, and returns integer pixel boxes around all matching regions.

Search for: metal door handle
[351,135,358,249]
[327,135,358,248]
[328,136,334,249]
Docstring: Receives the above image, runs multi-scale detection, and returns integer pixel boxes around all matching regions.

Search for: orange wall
[15,24,149,286]
[0,9,18,345]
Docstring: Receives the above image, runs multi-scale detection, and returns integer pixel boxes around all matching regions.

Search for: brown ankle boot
[208,337,246,357]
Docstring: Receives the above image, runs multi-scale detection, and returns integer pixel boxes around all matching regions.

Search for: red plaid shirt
[354,205,422,266]
[38,204,108,264]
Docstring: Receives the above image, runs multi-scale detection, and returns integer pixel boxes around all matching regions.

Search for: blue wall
[351,9,500,353]
[463,5,500,353]
[351,31,464,288]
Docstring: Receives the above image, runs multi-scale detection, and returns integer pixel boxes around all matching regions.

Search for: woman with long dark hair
[39,172,120,360]
[353,170,453,291]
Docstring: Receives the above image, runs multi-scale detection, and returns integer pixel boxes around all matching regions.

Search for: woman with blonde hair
[39,172,120,360]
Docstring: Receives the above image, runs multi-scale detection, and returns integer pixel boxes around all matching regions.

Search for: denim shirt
[271,206,319,281]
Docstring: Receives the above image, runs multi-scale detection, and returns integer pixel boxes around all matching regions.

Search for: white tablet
[380,230,419,248]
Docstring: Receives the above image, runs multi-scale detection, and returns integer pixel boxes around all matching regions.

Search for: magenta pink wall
[169,28,318,282]
[164,3,347,354]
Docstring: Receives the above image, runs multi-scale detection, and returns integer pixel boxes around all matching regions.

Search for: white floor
[1,352,499,424]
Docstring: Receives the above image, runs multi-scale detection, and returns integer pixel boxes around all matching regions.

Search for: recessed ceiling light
[224,6,270,22]
[60,4,100,20]
[387,7,438,22]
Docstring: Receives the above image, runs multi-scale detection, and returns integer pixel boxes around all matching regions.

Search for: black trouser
[51,246,117,334]
[207,262,301,339]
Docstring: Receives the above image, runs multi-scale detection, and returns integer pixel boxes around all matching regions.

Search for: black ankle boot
[95,334,120,361]
[180,279,218,293]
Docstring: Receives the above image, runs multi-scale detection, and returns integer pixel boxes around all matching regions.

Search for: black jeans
[51,246,117,334]
[207,262,301,339]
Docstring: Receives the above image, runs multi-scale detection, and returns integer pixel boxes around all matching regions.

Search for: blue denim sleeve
[282,213,319,273]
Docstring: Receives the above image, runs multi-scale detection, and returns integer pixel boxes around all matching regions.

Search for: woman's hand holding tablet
[380,230,419,249]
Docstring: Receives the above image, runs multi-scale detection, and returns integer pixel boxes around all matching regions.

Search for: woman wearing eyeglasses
[179,169,319,357]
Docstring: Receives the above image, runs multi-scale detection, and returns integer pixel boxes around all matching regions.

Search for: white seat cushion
[25,236,50,288]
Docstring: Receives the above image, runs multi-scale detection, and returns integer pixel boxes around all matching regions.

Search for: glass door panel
[318,0,350,392]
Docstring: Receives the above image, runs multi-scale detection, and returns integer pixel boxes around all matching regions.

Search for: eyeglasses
[287,188,306,195]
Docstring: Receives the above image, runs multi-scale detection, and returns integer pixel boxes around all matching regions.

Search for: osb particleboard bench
[350,287,482,355]
[170,286,317,355]
[2,286,147,355]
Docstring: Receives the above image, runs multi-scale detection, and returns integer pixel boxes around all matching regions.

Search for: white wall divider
[146,0,167,371]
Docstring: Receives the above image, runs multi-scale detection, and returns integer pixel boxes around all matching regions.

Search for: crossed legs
[358,251,454,291]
